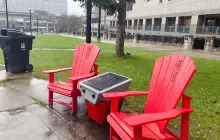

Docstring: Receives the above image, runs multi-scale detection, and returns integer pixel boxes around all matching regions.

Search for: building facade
[107,0,220,37]
[83,6,108,37]
[0,0,67,15]
[0,11,58,32]
[0,0,67,32]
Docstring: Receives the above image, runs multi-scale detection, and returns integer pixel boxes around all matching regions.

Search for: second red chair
[43,43,100,114]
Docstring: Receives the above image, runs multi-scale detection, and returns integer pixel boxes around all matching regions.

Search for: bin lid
[17,35,36,40]
[7,30,24,37]
[1,28,8,36]
[0,28,24,37]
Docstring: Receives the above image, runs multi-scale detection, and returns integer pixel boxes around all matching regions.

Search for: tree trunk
[115,0,126,57]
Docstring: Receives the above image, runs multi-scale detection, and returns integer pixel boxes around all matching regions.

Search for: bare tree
[68,15,84,32]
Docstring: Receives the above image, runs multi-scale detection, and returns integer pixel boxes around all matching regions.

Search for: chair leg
[72,96,77,114]
[48,90,53,106]
[110,126,117,140]
[181,114,190,140]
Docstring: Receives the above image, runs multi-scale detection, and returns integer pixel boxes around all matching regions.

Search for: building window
[153,18,162,31]
[126,1,133,11]
[178,16,191,33]
[145,19,152,31]
[128,20,132,29]
[159,0,163,3]
[165,17,176,32]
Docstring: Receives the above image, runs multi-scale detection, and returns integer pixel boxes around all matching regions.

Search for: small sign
[21,42,26,50]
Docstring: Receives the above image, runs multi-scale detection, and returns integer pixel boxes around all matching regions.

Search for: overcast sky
[67,0,84,16]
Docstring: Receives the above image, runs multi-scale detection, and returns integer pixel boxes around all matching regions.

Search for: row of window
[147,0,172,3]
[109,15,220,34]
[126,0,173,11]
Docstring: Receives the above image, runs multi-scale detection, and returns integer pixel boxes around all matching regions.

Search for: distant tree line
[56,14,84,33]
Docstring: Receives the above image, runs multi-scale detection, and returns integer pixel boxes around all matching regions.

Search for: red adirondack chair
[43,44,100,113]
[103,55,197,140]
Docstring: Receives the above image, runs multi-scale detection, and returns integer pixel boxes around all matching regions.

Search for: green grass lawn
[33,34,116,50]
[1,34,220,139]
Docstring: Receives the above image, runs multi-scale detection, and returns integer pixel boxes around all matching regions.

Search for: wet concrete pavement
[7,78,62,104]
[0,87,34,111]
[0,103,109,140]
[0,70,109,140]
[0,64,4,71]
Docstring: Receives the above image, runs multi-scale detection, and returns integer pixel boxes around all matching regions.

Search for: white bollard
[183,36,193,50]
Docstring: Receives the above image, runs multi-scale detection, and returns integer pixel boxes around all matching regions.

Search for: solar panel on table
[83,73,128,91]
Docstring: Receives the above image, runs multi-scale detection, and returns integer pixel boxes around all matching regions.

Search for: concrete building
[0,0,67,32]
[0,11,58,32]
[0,0,67,15]
[106,0,220,49]
[83,6,108,37]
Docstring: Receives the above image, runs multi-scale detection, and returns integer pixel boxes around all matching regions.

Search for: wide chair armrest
[103,91,149,99]
[43,67,72,74]
[69,72,97,82]
[124,108,193,127]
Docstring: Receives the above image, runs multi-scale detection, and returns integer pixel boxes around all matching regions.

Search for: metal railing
[133,26,138,30]
[138,26,143,30]
[145,26,152,31]
[197,26,220,34]
[177,26,190,33]
[109,26,116,29]
[165,26,175,32]
[107,25,220,35]
[153,26,161,31]
[126,26,132,29]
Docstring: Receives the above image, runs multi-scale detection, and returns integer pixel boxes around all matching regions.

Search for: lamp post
[97,6,101,43]
[5,0,9,28]
[86,0,92,43]
[29,8,32,35]
[36,13,38,34]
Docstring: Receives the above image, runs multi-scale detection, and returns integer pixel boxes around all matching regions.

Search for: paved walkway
[0,69,108,140]
[61,34,133,46]
[61,34,220,60]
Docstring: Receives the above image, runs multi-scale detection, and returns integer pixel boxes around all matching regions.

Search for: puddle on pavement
[0,74,109,139]
[47,96,110,140]
[0,103,109,140]
[0,70,32,82]
[44,130,54,138]
[0,65,4,71]
[8,106,27,115]
[51,96,87,118]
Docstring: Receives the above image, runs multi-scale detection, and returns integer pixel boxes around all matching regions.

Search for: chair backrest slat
[71,44,100,77]
[145,55,196,132]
